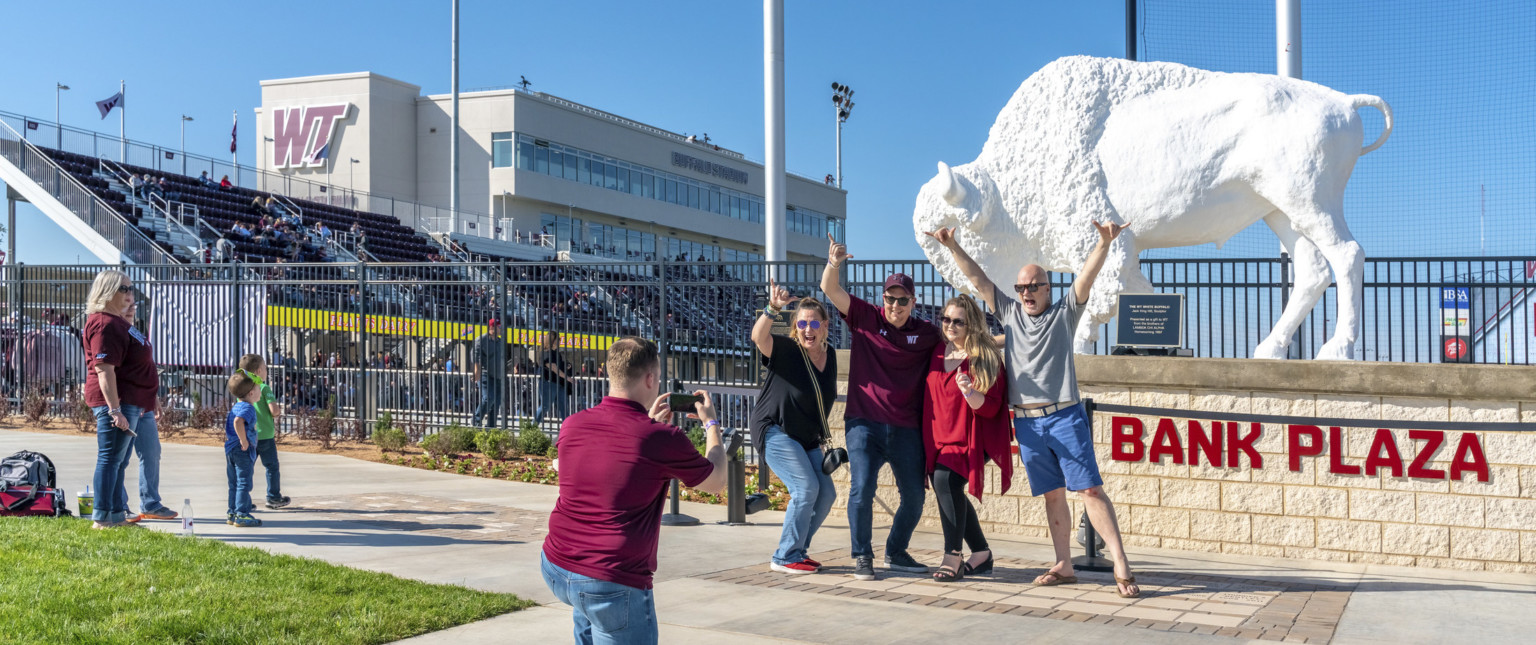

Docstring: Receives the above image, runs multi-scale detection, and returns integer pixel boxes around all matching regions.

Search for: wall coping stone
[1076,355,1536,402]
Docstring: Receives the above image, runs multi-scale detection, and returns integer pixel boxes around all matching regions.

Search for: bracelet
[763,306,780,318]
[108,407,122,414]
[703,419,721,429]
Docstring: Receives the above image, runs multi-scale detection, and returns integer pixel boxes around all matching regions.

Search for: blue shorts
[1014,403,1103,496]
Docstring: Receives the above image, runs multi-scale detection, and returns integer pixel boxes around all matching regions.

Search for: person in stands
[922,294,1012,582]
[541,337,727,644]
[751,278,838,575]
[219,175,232,190]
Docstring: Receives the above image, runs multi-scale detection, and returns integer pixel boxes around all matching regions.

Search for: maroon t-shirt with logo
[840,295,942,428]
[543,397,714,590]
[82,312,158,411]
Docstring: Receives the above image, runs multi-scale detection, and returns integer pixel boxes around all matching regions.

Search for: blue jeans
[121,405,168,513]
[845,417,927,559]
[761,425,836,565]
[227,449,256,515]
[534,380,567,424]
[256,438,282,500]
[90,406,136,523]
[540,552,657,645]
[471,376,502,427]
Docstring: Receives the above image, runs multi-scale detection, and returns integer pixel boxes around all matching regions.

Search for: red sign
[1444,337,1468,361]
[1111,417,1490,482]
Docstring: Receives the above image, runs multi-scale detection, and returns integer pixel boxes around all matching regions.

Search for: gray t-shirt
[994,285,1085,407]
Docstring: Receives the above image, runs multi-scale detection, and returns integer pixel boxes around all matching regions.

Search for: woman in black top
[752,279,838,575]
[534,331,572,424]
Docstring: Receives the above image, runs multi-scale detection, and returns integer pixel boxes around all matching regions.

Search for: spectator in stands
[157,177,174,200]
[264,196,283,216]
[471,319,506,428]
[219,175,232,190]
[198,171,213,187]
[540,337,726,645]
[752,281,838,575]
[250,196,267,216]
[215,237,235,263]
[83,269,178,528]
[127,174,143,199]
[143,174,161,199]
[534,331,573,425]
[314,222,331,240]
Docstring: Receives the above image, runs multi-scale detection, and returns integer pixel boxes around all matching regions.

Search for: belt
[1012,401,1077,418]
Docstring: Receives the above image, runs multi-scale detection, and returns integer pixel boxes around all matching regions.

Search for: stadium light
[55,83,69,149]
[831,82,855,188]
[180,115,194,174]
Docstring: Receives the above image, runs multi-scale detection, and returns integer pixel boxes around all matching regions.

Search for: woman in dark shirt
[534,331,572,424]
[751,279,838,575]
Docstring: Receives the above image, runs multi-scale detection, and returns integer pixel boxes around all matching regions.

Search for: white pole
[119,80,126,162]
[1277,0,1301,79]
[450,0,460,235]
[835,117,842,189]
[55,84,65,150]
[764,0,786,265]
[180,117,186,174]
[232,110,238,170]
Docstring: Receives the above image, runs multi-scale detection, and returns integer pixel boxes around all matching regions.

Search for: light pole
[349,158,360,207]
[831,82,854,188]
[55,83,69,149]
[262,136,274,192]
[180,115,194,174]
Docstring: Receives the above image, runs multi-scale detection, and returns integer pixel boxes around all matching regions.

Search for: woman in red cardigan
[923,294,1013,582]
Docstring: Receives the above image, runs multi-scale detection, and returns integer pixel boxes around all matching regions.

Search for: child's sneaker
[266,496,291,509]
[230,513,262,528]
[226,513,237,525]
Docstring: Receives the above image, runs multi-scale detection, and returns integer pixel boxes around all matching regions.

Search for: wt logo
[271,104,351,169]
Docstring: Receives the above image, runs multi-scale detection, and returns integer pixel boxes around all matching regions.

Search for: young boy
[225,372,263,528]
[238,354,290,509]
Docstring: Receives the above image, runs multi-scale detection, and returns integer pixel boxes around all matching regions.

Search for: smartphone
[115,424,137,437]
[668,393,700,414]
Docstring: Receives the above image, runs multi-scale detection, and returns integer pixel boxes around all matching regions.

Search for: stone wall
[822,353,1536,572]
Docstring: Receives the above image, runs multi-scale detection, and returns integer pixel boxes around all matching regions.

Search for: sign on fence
[151,285,269,367]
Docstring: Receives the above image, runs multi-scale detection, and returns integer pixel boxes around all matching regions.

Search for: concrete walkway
[7,427,1533,644]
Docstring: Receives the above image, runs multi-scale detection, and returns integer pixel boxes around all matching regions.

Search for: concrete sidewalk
[6,427,1533,644]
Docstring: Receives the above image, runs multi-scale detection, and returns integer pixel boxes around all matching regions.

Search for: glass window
[666,180,678,204]
[550,150,564,178]
[688,185,700,209]
[590,160,605,186]
[605,164,617,190]
[516,139,534,170]
[578,158,590,183]
[616,167,628,193]
[565,153,577,179]
[534,146,548,174]
[492,132,513,168]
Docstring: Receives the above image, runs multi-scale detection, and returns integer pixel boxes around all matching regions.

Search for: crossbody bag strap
[798,345,831,444]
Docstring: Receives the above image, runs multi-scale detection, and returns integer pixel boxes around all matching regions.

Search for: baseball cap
[487,318,500,327]
[883,273,915,295]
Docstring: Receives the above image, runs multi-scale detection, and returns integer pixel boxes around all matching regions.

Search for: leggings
[931,464,989,554]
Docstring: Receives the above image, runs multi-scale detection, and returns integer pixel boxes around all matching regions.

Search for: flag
[306,141,329,165]
[230,112,237,154]
[96,92,124,119]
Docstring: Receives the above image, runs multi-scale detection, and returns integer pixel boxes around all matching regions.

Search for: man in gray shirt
[926,221,1140,598]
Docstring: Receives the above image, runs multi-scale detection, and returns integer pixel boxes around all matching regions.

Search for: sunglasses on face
[117,285,134,293]
[940,316,967,328]
[795,320,823,330]
[882,295,912,306]
[1014,282,1048,294]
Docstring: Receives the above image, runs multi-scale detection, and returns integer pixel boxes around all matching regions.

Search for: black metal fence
[3,255,1531,441]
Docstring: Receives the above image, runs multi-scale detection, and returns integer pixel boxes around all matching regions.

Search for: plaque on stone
[1115,293,1185,349]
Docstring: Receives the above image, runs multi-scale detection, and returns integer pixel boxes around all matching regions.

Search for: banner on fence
[263,306,618,350]
[151,285,269,367]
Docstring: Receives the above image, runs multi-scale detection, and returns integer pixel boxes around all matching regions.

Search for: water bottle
[180,499,194,536]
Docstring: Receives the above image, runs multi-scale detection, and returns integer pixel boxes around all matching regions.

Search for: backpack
[0,450,60,515]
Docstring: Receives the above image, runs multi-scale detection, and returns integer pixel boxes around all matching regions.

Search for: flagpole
[119,80,126,162]
[232,110,238,173]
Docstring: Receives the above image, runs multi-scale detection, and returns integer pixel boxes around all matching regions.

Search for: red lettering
[1449,433,1491,482]
[1150,418,1185,465]
[1227,422,1263,469]
[1188,420,1223,467]
[1328,427,1362,475]
[1287,425,1324,472]
[1407,430,1447,479]
[1111,416,1145,462]
[1363,429,1404,477]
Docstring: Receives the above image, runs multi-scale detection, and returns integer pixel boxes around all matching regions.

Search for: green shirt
[253,377,277,440]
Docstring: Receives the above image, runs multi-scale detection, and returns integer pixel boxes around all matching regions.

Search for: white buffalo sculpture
[914,56,1392,360]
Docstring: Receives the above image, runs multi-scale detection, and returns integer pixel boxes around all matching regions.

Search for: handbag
[799,345,847,475]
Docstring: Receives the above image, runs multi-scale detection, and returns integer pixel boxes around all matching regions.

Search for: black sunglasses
[939,316,967,328]
[882,295,912,306]
[1014,282,1048,294]
[795,320,823,330]
[116,285,134,293]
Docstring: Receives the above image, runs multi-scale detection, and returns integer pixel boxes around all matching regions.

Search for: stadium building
[255,72,846,264]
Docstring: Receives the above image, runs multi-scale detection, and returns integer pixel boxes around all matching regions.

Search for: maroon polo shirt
[82,312,158,411]
[840,294,942,428]
[543,396,714,590]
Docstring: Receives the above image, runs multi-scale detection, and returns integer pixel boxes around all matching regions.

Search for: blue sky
[1,0,1530,265]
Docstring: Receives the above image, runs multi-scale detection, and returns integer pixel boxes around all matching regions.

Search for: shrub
[440,423,477,453]
[373,427,408,452]
[156,398,186,437]
[67,391,95,433]
[517,423,551,457]
[374,410,394,436]
[418,431,450,457]
[686,425,707,455]
[544,443,558,460]
[0,392,13,422]
[475,429,515,460]
[189,400,223,431]
[22,389,47,424]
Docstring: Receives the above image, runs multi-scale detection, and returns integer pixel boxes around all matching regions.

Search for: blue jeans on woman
[761,425,836,565]
[534,380,568,424]
[90,406,136,523]
[540,552,657,645]
[844,417,927,559]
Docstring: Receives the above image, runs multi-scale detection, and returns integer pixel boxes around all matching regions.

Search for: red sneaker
[804,558,821,568]
[770,560,819,575]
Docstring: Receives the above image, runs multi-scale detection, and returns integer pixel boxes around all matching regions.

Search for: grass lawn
[0,517,532,644]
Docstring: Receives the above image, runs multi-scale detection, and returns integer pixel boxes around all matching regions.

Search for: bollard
[1073,510,1113,572]
[660,479,700,526]
[725,447,747,525]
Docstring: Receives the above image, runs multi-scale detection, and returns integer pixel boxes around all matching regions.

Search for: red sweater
[921,345,1013,499]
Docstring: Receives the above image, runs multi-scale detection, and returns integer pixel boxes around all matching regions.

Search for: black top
[541,349,570,386]
[474,333,505,373]
[751,335,838,453]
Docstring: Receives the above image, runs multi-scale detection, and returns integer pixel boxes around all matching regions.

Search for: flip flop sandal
[1116,575,1141,598]
[1033,571,1078,586]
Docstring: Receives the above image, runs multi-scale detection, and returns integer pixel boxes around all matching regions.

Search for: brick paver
[698,548,1354,642]
[298,493,548,542]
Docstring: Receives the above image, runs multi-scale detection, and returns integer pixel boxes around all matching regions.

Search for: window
[578,158,590,183]
[604,164,617,190]
[564,152,577,179]
[492,132,513,168]
[688,185,700,209]
[535,145,548,174]
[516,138,535,170]
[616,166,628,193]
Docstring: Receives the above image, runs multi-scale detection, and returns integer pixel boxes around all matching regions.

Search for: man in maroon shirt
[541,337,727,644]
[821,234,943,581]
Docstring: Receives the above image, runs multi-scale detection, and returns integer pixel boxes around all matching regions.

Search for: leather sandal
[1033,570,1078,586]
[962,550,994,576]
[933,552,965,582]
[1115,575,1141,598]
